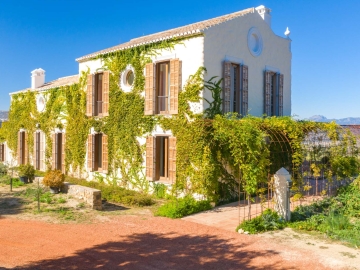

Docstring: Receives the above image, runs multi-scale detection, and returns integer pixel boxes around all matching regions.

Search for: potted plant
[18,164,35,184]
[42,169,65,194]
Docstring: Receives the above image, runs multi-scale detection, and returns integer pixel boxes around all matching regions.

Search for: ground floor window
[52,132,65,173]
[156,136,169,181]
[0,144,5,162]
[35,132,40,170]
[146,136,176,183]
[18,131,26,165]
[88,133,108,173]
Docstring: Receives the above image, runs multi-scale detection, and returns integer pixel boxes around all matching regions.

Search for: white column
[274,167,292,221]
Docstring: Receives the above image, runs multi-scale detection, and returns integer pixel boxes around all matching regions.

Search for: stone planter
[19,176,29,184]
[49,187,59,194]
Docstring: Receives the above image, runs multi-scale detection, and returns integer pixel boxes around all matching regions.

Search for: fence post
[274,167,292,221]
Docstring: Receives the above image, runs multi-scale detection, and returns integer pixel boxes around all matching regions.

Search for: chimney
[31,68,45,89]
[255,5,271,27]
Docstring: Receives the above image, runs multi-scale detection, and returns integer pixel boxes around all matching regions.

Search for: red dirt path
[0,216,328,269]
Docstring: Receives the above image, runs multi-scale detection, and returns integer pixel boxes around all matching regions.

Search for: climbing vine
[1,34,358,204]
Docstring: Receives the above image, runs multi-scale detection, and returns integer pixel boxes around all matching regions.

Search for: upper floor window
[223,61,248,116]
[86,71,109,117]
[144,59,182,115]
[264,71,283,116]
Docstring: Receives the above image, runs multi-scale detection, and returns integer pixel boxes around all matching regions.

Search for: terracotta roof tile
[11,75,79,95]
[76,7,254,62]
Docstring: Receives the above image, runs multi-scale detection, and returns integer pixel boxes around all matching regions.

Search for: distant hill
[0,111,8,121]
[308,115,360,125]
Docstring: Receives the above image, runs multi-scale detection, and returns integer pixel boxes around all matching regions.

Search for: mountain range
[0,111,8,120]
[308,115,360,125]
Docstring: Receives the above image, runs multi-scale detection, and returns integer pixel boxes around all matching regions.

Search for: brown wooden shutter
[145,63,155,115]
[0,144,3,162]
[168,137,177,183]
[86,74,94,117]
[146,136,155,181]
[242,65,249,116]
[223,61,231,113]
[52,133,56,170]
[87,134,94,171]
[264,71,272,116]
[102,71,110,117]
[24,132,28,165]
[279,74,284,116]
[102,134,108,174]
[17,131,21,165]
[33,132,37,168]
[40,132,45,171]
[169,59,181,114]
[61,133,66,174]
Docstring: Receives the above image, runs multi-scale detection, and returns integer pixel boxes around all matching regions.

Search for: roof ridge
[76,7,254,62]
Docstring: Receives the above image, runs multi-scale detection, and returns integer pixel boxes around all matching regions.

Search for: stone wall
[34,177,102,210]
[61,182,102,210]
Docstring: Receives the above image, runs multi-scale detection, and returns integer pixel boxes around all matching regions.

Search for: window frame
[155,61,170,115]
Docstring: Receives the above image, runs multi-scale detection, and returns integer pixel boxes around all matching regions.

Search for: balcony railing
[157,96,169,114]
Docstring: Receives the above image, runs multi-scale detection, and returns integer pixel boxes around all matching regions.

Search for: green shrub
[0,163,8,175]
[0,177,24,188]
[235,209,285,234]
[66,176,155,207]
[155,195,212,218]
[43,170,65,188]
[122,195,154,207]
[18,164,35,180]
[289,180,360,247]
[153,183,167,199]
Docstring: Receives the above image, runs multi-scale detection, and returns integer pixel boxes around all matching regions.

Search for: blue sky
[0,0,359,119]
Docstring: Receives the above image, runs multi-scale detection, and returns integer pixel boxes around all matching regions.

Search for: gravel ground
[0,215,345,270]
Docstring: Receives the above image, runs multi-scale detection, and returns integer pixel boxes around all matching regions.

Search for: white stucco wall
[203,12,292,116]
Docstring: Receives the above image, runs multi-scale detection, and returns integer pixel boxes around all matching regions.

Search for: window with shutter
[34,132,41,170]
[52,133,56,170]
[17,131,22,165]
[102,134,108,174]
[169,59,181,114]
[146,136,155,181]
[87,134,94,171]
[62,133,66,174]
[145,59,181,115]
[24,132,28,165]
[52,133,63,171]
[18,131,26,165]
[102,71,110,117]
[223,61,232,114]
[86,74,93,117]
[40,132,45,171]
[223,62,248,116]
[87,72,109,117]
[264,70,283,116]
[145,63,155,115]
[264,71,272,116]
[168,137,176,183]
[279,74,284,116]
[241,65,249,116]
[0,144,4,162]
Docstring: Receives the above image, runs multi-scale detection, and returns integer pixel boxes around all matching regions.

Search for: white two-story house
[3,5,291,185]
